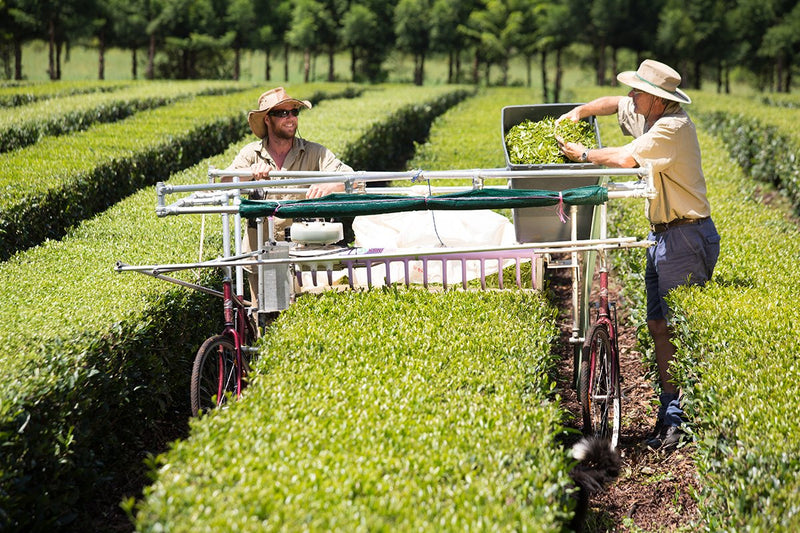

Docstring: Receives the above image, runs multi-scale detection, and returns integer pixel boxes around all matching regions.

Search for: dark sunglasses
[268,108,301,118]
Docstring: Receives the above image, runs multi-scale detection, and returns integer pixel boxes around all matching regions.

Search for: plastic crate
[501,103,604,243]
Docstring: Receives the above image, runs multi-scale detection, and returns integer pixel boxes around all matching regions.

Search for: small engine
[290,220,344,246]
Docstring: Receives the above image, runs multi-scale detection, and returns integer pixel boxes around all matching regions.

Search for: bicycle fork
[222,277,245,399]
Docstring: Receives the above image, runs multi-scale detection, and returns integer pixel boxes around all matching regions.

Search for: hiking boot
[646,424,683,451]
[647,416,664,441]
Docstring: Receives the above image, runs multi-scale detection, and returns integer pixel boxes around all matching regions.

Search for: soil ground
[549,263,700,532]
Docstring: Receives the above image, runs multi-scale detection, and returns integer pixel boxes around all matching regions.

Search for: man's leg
[647,317,683,449]
[648,318,677,396]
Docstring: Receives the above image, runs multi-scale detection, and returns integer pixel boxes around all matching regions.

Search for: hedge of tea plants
[0,84,473,531]
[0,85,255,259]
[0,79,131,107]
[133,87,575,531]
[134,289,573,532]
[0,82,369,260]
[0,80,255,152]
[571,86,800,530]
[672,109,800,531]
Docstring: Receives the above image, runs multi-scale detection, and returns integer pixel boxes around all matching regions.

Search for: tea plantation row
[0,82,365,260]
[576,87,800,531]
[4,81,799,531]
[0,84,471,531]
[0,80,258,153]
[132,88,575,531]
[0,79,131,107]
[134,289,569,532]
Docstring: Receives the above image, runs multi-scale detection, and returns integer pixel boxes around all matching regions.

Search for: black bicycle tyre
[190,335,238,417]
[578,324,621,448]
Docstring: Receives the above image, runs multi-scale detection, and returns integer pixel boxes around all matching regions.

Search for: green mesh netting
[238,185,608,219]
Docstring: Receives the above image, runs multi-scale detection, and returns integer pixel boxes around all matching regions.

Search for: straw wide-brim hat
[617,59,691,104]
[247,87,312,138]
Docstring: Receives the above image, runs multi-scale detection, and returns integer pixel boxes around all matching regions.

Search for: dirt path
[549,264,701,532]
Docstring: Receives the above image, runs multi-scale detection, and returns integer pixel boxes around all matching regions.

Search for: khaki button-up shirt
[226,136,354,199]
[617,97,711,224]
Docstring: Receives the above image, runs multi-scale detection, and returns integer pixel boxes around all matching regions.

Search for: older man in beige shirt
[558,59,721,452]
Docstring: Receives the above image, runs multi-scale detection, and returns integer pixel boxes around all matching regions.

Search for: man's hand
[251,160,272,180]
[555,134,585,162]
[306,182,345,199]
[555,106,582,127]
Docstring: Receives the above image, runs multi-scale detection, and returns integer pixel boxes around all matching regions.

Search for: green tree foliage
[460,0,526,86]
[285,0,326,82]
[0,0,797,92]
[340,3,385,82]
[394,0,432,86]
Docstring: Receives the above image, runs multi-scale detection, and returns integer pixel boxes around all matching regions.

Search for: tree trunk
[48,19,56,80]
[472,49,479,84]
[594,41,606,86]
[455,50,461,84]
[327,46,335,81]
[55,40,62,79]
[540,50,548,103]
[303,48,310,82]
[525,55,531,87]
[610,47,618,86]
[131,47,138,80]
[414,53,425,86]
[693,60,701,90]
[14,38,22,80]
[724,65,730,94]
[147,34,155,79]
[284,43,289,81]
[554,48,563,102]
[98,31,105,80]
[775,55,786,93]
[265,48,271,80]
[234,47,241,80]
[350,47,356,81]
[447,50,453,84]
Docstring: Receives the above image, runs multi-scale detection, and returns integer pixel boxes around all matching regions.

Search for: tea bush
[0,79,131,107]
[667,127,800,530]
[134,87,575,531]
[0,80,256,152]
[0,84,467,530]
[569,86,800,529]
[134,289,573,532]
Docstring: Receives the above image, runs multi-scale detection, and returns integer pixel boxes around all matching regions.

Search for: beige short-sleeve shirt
[227,136,353,199]
[617,97,710,224]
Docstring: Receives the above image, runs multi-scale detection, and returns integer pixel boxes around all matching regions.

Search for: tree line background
[1,0,798,97]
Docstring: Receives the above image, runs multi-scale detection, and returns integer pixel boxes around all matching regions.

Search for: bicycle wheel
[578,323,621,448]
[190,335,238,416]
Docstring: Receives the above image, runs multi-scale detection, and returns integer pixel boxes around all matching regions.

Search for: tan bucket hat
[617,59,691,104]
[247,87,312,138]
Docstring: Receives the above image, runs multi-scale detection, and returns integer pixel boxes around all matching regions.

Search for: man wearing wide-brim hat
[222,87,360,304]
[557,59,721,452]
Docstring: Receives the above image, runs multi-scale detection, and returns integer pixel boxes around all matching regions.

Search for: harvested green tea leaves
[505,117,597,165]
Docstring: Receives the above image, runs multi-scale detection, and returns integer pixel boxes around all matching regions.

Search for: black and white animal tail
[568,437,621,532]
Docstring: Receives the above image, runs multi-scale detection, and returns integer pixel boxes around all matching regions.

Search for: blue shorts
[645,217,720,321]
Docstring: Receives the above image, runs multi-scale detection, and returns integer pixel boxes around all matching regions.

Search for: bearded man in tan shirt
[223,87,358,304]
[557,60,721,452]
